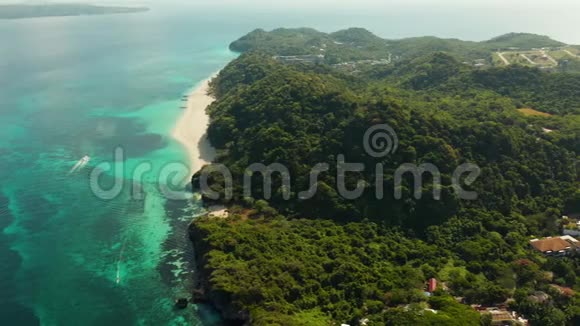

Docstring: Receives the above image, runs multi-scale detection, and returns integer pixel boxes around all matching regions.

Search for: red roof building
[428,278,437,293]
[529,236,578,255]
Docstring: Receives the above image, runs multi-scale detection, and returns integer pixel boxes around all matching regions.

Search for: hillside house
[529,236,578,256]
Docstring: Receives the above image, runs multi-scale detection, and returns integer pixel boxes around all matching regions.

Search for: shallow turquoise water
[1,3,578,325]
[0,10,238,326]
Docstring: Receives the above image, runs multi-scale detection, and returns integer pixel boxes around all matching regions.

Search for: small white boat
[69,155,91,174]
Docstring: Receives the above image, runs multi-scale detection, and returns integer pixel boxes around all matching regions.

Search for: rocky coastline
[188,220,249,325]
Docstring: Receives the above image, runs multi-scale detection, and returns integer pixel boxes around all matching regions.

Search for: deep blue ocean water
[0,3,578,325]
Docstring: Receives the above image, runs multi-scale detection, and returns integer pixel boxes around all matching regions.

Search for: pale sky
[2,0,579,7]
[0,0,578,16]
[2,0,579,43]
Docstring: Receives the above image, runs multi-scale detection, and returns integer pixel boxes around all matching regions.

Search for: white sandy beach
[171,77,217,179]
[173,75,231,218]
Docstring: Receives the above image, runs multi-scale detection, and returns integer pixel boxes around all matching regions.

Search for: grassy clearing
[517,108,553,117]
[549,50,572,60]
[502,52,529,65]
[492,53,508,66]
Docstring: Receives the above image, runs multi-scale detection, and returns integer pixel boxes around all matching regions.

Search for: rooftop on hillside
[530,236,578,254]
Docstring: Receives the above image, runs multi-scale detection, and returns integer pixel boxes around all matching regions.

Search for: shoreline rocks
[188,222,250,325]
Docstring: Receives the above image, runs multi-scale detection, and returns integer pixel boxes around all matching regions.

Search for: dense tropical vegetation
[191,28,580,325]
[230,28,567,64]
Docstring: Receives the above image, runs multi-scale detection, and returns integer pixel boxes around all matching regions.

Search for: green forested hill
[375,53,580,115]
[484,32,566,49]
[205,53,578,220]
[192,29,580,325]
[230,28,327,55]
[229,28,571,64]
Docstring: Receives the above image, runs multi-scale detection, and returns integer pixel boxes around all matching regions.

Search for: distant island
[230,27,580,72]
[0,4,149,19]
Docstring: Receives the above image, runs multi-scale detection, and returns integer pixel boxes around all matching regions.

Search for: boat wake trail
[116,240,126,285]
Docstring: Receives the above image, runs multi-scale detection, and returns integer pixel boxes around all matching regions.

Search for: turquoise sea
[0,3,579,325]
[0,8,241,326]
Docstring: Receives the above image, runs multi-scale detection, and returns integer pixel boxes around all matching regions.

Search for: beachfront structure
[529,236,578,256]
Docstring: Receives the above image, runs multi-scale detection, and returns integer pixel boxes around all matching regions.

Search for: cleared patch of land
[517,108,553,117]
[499,50,559,68]
[502,52,532,66]
[540,50,558,65]
[549,50,575,60]
[561,48,579,58]
[495,52,510,65]
[520,53,536,65]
